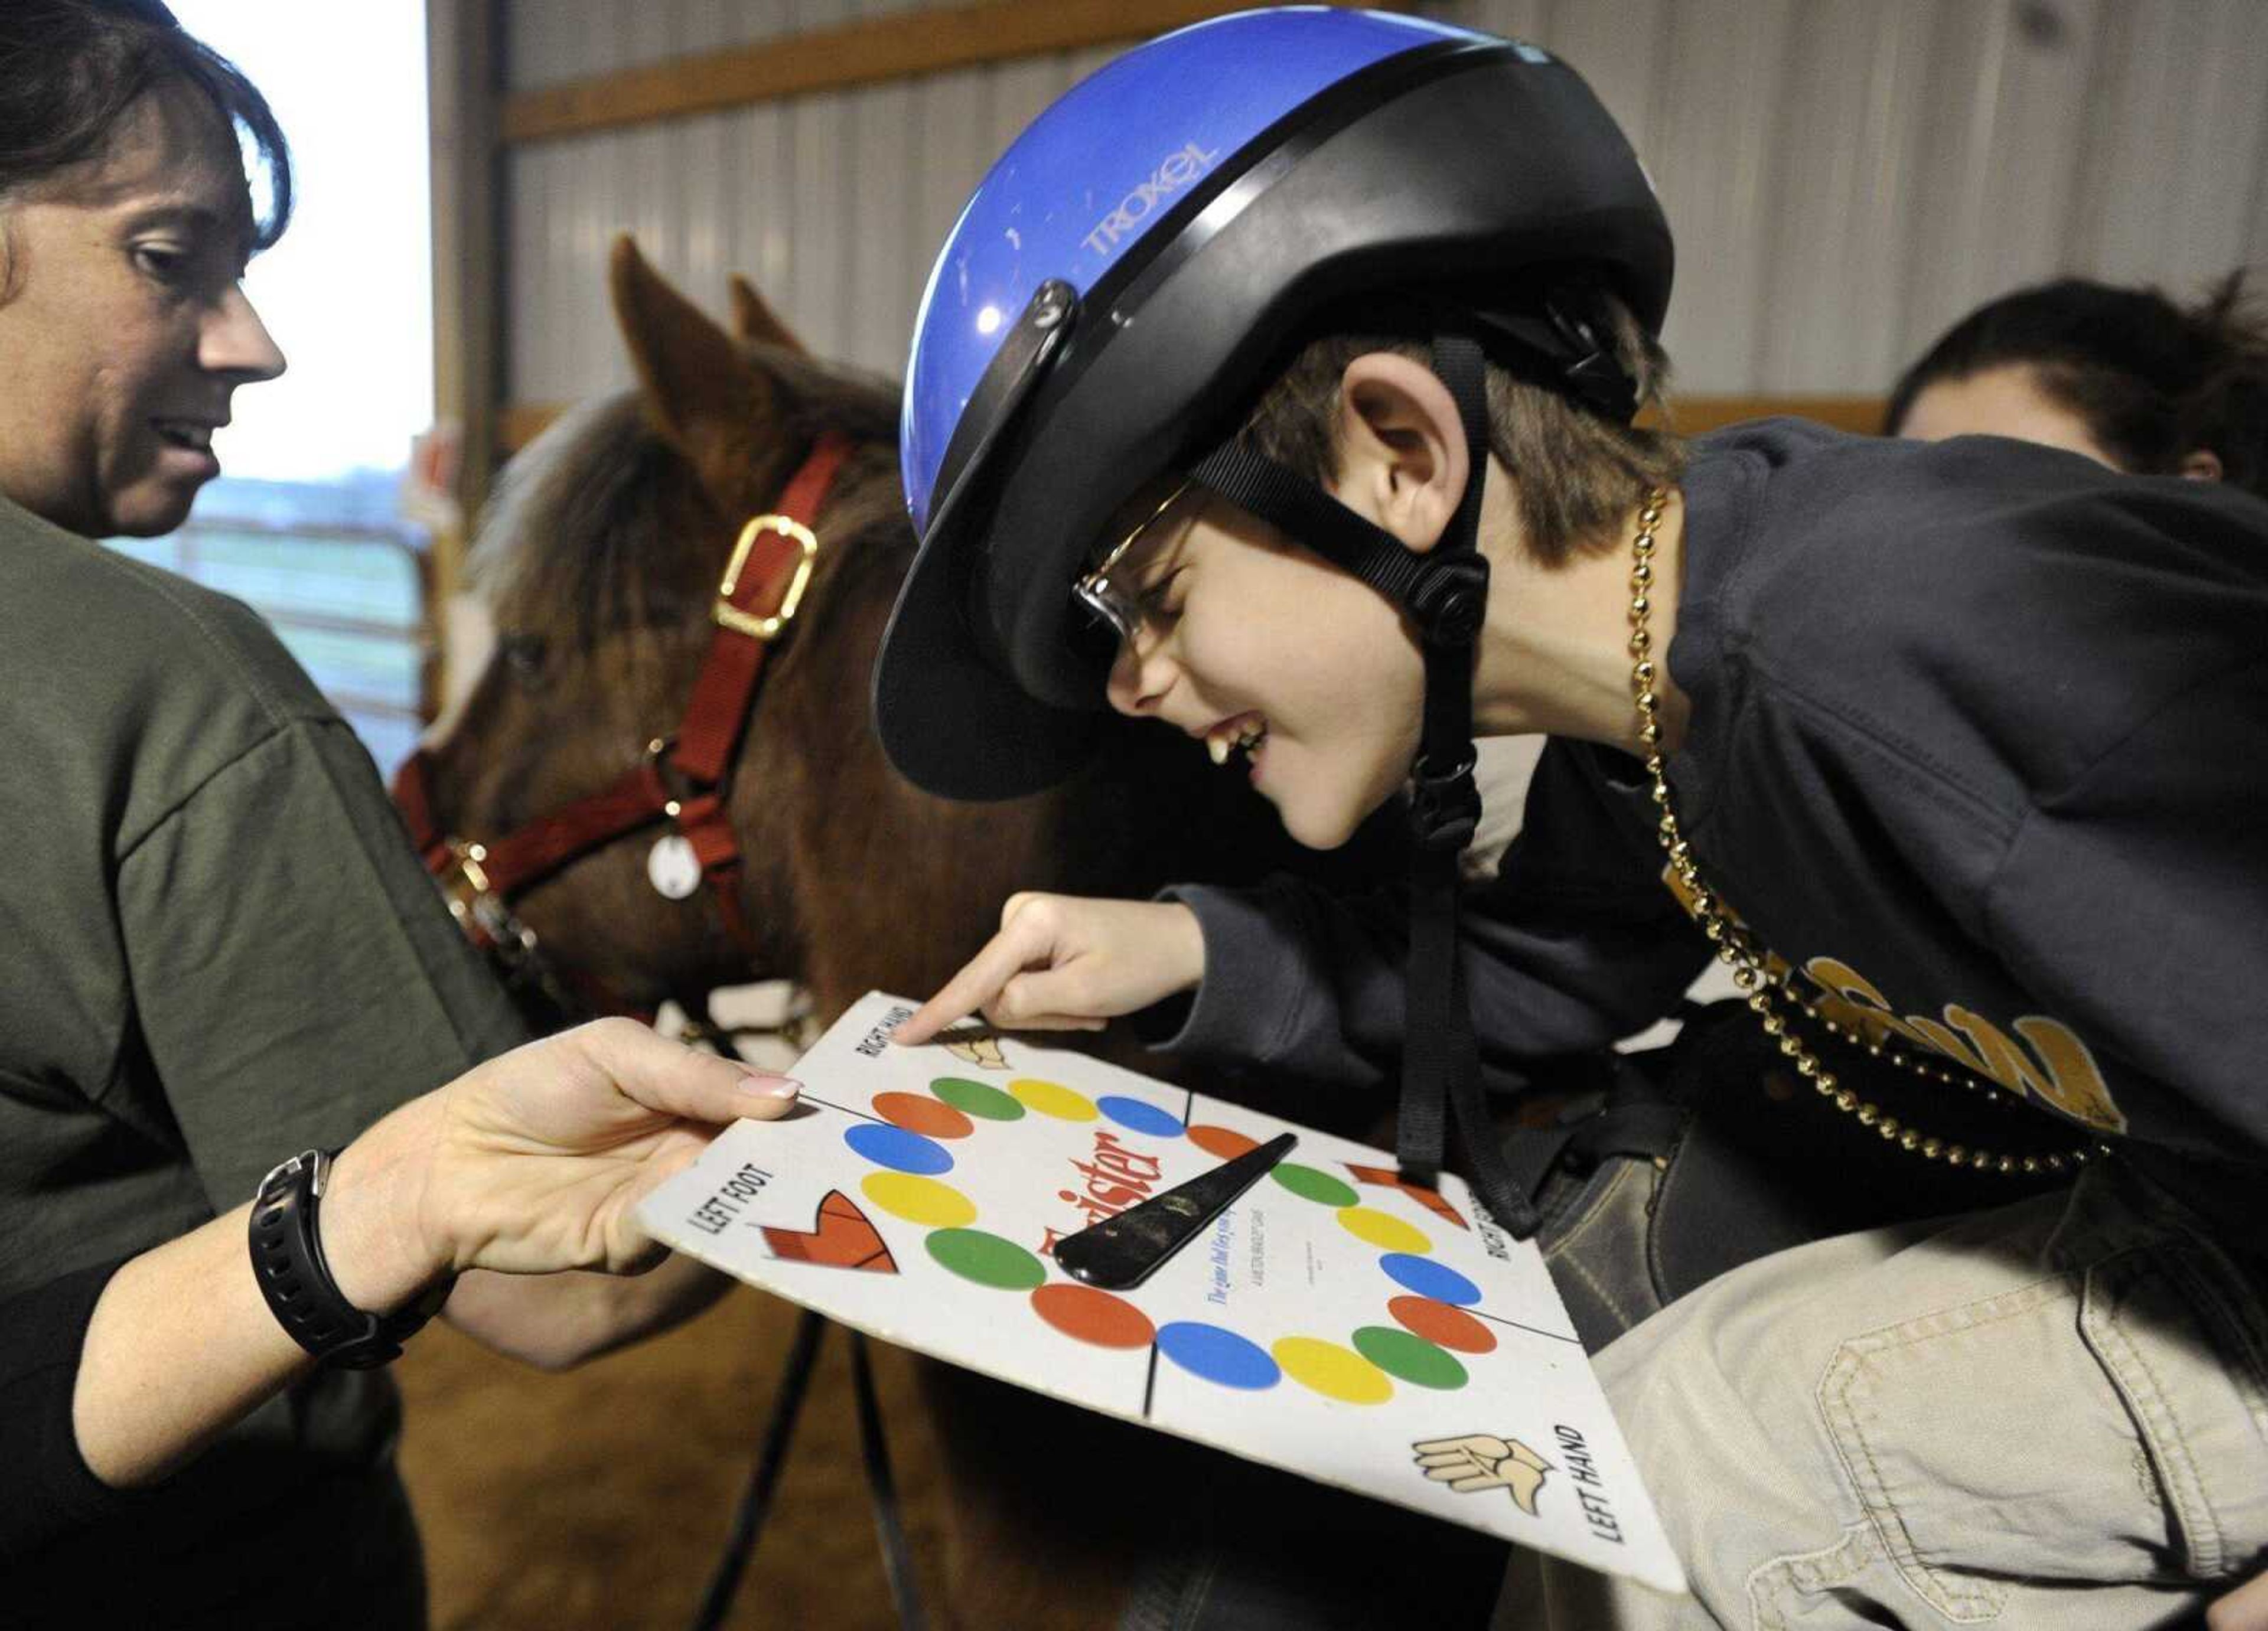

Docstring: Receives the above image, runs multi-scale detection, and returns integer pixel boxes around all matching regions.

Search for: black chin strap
[1190,331,1540,1239]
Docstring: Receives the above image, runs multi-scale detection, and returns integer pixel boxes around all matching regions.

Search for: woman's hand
[326,1019,800,1310]
[893,893,1205,1044]
[75,1020,798,1489]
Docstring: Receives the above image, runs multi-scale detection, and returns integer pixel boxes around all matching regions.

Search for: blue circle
[1379,1253,1481,1307]
[1097,1095,1185,1139]
[1156,1322,1280,1390]
[844,1122,953,1176]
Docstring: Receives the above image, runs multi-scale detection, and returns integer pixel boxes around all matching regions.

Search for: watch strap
[249,1149,447,1370]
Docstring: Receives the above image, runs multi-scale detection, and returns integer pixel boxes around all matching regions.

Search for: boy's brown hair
[1231,294,1682,567]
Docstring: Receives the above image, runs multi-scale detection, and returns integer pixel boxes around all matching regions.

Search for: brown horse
[406,236,1390,1629]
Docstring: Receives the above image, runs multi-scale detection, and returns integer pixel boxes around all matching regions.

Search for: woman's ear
[2179,447,2224,482]
[1331,351,1471,553]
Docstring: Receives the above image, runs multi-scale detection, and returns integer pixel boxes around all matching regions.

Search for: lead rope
[685,1018,929,1631]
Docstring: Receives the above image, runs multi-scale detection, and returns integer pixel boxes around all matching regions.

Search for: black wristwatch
[248,1149,449,1370]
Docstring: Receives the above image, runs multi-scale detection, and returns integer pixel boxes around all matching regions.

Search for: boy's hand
[894,894,1204,1043]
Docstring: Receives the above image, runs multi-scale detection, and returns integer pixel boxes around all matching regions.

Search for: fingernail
[741,1074,801,1098]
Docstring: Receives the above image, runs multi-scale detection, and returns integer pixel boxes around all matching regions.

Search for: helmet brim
[873,512,1102,801]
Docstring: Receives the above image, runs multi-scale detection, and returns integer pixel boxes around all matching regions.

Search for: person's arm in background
[2210,1571,2268,1631]
[71,1020,796,1490]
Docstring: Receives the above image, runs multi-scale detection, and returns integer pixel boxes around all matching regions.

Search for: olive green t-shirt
[0,490,526,1607]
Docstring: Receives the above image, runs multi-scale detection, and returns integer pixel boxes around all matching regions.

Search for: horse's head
[410,238,1339,1034]
[409,237,905,1019]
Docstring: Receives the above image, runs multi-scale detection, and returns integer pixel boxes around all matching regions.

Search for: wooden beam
[502,0,1286,145]
[1657,395,1885,436]
[498,395,1887,461]
[428,0,502,704]
[498,402,563,456]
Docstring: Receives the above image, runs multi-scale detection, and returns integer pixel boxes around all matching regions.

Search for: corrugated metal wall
[499,0,2268,406]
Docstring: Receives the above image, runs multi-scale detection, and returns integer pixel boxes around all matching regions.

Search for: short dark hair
[1231,295,1682,569]
[0,0,292,250]
[1885,273,2268,498]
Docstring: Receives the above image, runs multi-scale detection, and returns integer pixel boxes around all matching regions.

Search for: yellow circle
[1007,1077,1098,1121]
[1272,1337,1393,1405]
[1334,1206,1432,1254]
[860,1172,978,1228]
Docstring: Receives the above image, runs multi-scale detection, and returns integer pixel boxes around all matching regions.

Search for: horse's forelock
[468,393,662,641]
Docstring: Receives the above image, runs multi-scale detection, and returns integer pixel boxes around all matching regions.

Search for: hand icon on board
[1413,1433,1553,1516]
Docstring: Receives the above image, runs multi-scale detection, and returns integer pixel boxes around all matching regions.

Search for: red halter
[392,432,856,1015]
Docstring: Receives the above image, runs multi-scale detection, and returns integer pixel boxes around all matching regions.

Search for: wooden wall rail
[503,0,1305,144]
[497,396,1889,457]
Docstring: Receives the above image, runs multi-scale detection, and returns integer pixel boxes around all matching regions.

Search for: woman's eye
[500,634,546,678]
[132,244,187,282]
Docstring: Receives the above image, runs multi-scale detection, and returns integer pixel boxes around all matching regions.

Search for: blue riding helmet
[874,6,1671,801]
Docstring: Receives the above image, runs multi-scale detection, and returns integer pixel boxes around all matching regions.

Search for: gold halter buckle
[716,513,819,641]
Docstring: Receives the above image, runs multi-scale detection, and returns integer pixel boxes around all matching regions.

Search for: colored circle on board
[1008,1077,1097,1120]
[843,1122,954,1176]
[926,1228,1047,1290]
[930,1076,1025,1122]
[1156,1322,1280,1389]
[1389,1294,1497,1355]
[873,1091,975,1140]
[1336,1206,1430,1254]
[1352,1325,1469,1390]
[1272,1337,1393,1405]
[1380,1252,1482,1306]
[1030,1283,1157,1349]
[1185,1124,1259,1161]
[859,1172,977,1229]
[1097,1094,1185,1138]
[1269,1163,1359,1208]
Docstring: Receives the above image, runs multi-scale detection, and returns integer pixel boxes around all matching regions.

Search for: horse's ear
[610,234,784,505]
[729,273,806,355]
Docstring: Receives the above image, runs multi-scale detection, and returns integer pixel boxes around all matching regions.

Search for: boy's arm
[899,738,1710,1088]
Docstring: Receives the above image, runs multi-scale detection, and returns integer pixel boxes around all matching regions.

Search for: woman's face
[1099,488,1425,850]
[1895,364,2113,467]
[0,86,285,537]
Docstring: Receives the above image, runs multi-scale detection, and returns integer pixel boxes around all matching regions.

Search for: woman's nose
[202,283,287,381]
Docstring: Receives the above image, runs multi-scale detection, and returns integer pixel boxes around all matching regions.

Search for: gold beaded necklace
[1624,488,2106,1179]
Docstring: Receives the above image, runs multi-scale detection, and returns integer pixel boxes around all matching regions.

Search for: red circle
[1389,1295,1496,1355]
[1030,1282,1157,1349]
[874,1092,975,1140]
[1186,1124,1259,1161]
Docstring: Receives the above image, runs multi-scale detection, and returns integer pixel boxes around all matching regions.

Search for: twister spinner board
[640,992,1685,1593]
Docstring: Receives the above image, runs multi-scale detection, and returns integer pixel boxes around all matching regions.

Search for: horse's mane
[469,344,907,651]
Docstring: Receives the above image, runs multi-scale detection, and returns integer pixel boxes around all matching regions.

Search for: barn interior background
[157,1,2268,1626]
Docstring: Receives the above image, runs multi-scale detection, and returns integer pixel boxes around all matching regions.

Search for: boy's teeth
[1208,735,1231,765]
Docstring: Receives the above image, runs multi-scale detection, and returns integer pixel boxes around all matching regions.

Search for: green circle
[930,1077,1026,1122]
[1270,1162,1360,1208]
[926,1228,1047,1290]
[1352,1325,1469,1390]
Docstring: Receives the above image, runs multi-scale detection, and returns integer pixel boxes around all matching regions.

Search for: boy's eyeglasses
[1073,478,1191,650]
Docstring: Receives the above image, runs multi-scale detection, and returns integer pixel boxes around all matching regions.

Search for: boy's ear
[1331,351,1471,554]
[2179,446,2224,482]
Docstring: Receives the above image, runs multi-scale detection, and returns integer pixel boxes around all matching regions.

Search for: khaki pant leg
[1494,1164,2268,1631]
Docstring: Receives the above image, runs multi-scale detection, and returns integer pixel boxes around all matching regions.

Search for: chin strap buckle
[1408,554,1491,648]
[1408,752,1482,853]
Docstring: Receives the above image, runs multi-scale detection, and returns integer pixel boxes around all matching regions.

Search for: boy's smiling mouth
[1203,713,1269,766]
